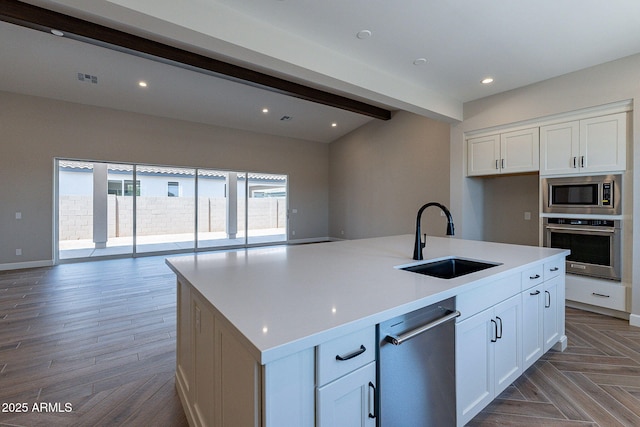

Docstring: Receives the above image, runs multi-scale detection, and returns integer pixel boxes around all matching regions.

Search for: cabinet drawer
[521,265,544,291]
[316,327,375,386]
[457,273,521,321]
[544,258,564,281]
[566,276,627,312]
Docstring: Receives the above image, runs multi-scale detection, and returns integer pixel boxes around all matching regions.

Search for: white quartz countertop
[166,235,568,364]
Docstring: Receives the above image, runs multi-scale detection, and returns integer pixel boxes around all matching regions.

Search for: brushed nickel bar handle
[385,310,461,346]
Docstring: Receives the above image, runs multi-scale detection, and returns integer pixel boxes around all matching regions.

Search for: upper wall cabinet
[540,112,627,176]
[467,128,540,177]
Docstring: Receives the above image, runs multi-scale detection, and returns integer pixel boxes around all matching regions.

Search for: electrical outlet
[15,212,22,220]
[524,212,531,220]
[15,249,22,256]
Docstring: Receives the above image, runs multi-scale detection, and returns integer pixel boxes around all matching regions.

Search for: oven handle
[545,226,617,234]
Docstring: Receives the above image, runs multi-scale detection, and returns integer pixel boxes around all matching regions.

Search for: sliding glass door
[246,173,287,245]
[58,160,134,259]
[57,159,287,261]
[135,165,196,254]
[197,169,245,248]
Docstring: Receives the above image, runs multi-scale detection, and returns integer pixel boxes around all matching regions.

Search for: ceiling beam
[0,0,392,120]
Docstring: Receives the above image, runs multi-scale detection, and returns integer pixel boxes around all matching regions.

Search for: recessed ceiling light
[481,77,494,84]
[138,81,148,88]
[356,30,372,40]
[413,58,427,66]
[331,123,338,127]
[50,29,64,37]
[262,108,269,113]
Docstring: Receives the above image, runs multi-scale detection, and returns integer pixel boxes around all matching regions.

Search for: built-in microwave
[542,174,621,215]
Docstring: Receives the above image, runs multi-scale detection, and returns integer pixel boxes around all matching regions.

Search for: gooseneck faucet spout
[413,202,455,260]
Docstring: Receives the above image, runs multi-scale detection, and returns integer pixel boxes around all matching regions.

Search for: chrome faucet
[413,202,455,260]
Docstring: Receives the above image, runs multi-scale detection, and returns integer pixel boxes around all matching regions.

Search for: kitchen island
[166,235,569,427]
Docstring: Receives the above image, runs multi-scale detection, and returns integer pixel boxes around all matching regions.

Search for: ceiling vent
[280,115,292,121]
[77,73,98,84]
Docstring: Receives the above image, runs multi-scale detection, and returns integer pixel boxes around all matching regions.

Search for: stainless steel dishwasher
[376,297,459,426]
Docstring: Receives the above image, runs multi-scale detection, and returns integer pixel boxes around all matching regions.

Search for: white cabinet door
[468,134,501,176]
[468,129,539,176]
[493,295,522,395]
[456,308,494,426]
[191,291,216,427]
[540,121,579,175]
[521,284,544,370]
[501,128,540,174]
[543,277,561,352]
[580,113,627,173]
[316,362,376,427]
[540,113,626,175]
[456,294,522,426]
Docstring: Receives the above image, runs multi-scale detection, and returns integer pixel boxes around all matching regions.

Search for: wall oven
[542,174,621,215]
[543,218,621,281]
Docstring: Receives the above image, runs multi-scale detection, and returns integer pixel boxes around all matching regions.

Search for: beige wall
[451,53,640,317]
[329,111,451,240]
[480,174,539,246]
[0,91,329,267]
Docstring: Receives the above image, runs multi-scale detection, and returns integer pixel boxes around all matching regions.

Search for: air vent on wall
[77,73,98,84]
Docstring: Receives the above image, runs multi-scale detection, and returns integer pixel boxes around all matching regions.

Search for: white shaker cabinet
[540,112,626,175]
[521,283,544,370]
[543,276,562,352]
[316,362,376,427]
[456,294,522,426]
[467,128,539,176]
[315,327,376,427]
[521,260,565,371]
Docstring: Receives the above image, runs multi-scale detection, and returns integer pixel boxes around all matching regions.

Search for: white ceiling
[6,0,640,142]
[0,21,373,143]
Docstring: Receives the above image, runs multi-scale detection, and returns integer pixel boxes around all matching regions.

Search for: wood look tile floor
[1,256,639,426]
[470,308,640,426]
[0,257,188,427]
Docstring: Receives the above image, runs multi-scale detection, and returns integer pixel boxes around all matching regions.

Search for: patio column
[226,172,238,239]
[93,163,108,249]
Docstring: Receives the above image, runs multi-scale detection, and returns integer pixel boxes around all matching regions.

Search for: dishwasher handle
[385,309,461,346]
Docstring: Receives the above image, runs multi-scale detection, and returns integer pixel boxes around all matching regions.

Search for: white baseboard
[287,237,332,245]
[552,335,568,352]
[629,313,640,328]
[0,259,54,271]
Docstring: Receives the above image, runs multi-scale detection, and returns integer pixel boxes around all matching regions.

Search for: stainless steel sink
[399,257,501,279]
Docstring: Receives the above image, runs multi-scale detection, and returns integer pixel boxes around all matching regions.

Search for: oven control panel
[547,218,615,227]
